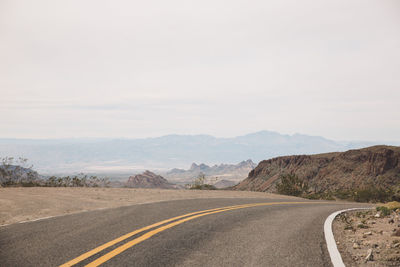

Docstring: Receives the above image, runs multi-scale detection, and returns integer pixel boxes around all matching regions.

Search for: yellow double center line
[60,201,319,267]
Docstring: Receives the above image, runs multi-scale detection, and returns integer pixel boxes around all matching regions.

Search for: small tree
[0,157,14,185]
[190,172,216,190]
[194,172,206,187]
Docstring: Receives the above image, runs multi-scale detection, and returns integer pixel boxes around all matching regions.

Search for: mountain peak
[190,163,198,170]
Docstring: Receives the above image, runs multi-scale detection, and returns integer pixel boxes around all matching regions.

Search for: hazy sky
[1,0,399,141]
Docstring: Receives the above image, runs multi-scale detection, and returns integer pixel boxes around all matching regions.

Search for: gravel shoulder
[333,209,400,266]
[0,187,298,226]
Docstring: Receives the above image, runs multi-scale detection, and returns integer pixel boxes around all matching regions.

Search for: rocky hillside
[126,171,176,189]
[214,179,237,189]
[164,159,256,183]
[234,146,400,193]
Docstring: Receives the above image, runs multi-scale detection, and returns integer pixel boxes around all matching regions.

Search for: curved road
[0,198,367,266]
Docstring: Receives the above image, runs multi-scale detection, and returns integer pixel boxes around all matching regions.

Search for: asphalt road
[0,198,368,267]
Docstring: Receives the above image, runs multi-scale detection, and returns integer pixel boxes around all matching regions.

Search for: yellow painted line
[85,206,246,267]
[83,201,319,267]
[59,203,257,267]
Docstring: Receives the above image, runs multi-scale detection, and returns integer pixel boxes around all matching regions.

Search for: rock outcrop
[164,159,256,183]
[126,171,175,189]
[234,146,400,193]
[214,179,237,189]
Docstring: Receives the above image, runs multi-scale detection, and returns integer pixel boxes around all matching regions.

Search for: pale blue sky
[1,0,399,141]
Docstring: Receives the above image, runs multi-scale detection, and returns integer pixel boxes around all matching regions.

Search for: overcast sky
[1,0,399,141]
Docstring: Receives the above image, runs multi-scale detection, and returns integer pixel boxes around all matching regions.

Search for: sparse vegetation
[352,187,395,203]
[0,157,109,187]
[44,174,110,187]
[376,206,391,216]
[329,187,398,203]
[275,172,399,203]
[304,192,335,201]
[356,223,369,229]
[381,200,400,210]
[375,201,400,216]
[276,173,308,197]
[309,188,397,203]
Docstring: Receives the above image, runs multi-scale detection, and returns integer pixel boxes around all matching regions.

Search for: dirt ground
[0,187,297,226]
[333,209,400,266]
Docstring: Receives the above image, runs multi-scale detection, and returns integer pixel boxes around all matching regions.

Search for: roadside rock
[365,249,373,262]
[392,229,400,236]
[125,171,176,189]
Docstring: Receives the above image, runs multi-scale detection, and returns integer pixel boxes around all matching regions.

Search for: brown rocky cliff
[234,146,400,193]
[126,170,175,189]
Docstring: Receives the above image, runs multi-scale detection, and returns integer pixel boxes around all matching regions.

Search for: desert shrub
[304,193,320,200]
[357,223,369,229]
[190,184,217,190]
[276,174,308,197]
[382,201,400,210]
[376,206,391,216]
[304,191,335,200]
[356,211,368,218]
[326,188,395,203]
[344,224,354,231]
[0,157,40,186]
[376,202,400,216]
[353,187,393,203]
[44,174,109,187]
[334,190,353,200]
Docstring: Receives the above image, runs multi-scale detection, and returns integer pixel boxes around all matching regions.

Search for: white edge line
[324,207,372,267]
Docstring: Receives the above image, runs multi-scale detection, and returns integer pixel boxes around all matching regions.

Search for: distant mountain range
[0,131,395,174]
[163,160,256,184]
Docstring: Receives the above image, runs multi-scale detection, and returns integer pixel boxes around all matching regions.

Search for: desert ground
[333,209,400,266]
[0,187,297,226]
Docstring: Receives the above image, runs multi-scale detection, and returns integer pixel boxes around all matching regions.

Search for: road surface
[0,198,366,266]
